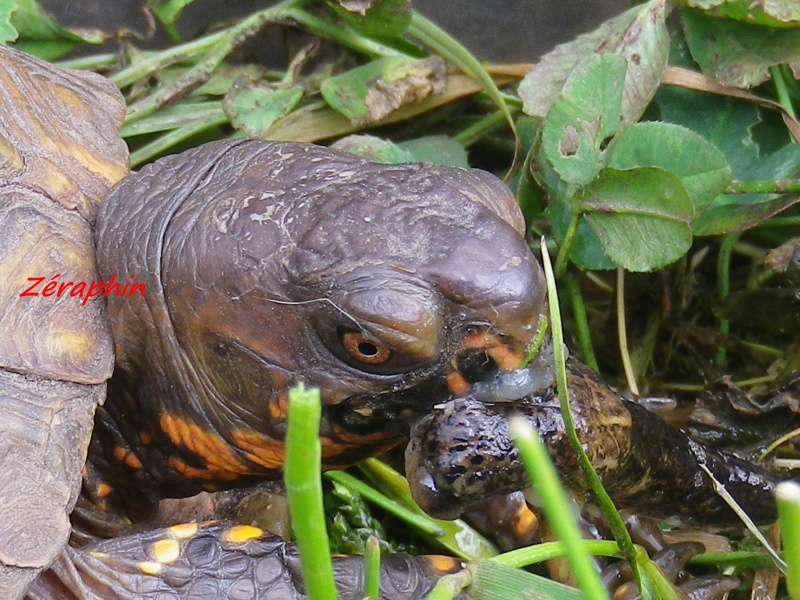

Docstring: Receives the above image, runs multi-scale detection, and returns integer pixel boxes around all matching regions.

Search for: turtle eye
[341,331,391,365]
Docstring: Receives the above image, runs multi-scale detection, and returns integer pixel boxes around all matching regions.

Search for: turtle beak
[422,218,549,402]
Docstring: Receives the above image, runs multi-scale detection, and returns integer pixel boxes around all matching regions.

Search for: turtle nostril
[455,349,498,385]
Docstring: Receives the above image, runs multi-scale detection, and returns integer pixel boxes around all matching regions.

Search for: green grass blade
[363,536,381,600]
[406,11,520,179]
[510,418,610,600]
[778,481,800,600]
[469,559,582,600]
[285,384,338,600]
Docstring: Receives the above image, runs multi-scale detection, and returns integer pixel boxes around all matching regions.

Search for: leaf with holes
[605,121,731,212]
[321,56,446,126]
[519,0,669,124]
[538,54,627,190]
[576,167,694,271]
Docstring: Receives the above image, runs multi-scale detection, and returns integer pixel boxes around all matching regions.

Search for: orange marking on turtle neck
[232,431,285,470]
[160,413,250,479]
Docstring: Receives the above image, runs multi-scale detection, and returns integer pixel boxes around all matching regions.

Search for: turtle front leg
[0,370,104,600]
[26,523,466,600]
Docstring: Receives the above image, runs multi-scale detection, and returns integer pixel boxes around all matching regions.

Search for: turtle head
[99,140,546,486]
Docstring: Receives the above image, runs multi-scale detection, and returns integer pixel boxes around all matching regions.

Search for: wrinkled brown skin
[406,360,781,525]
[0,45,129,599]
[88,139,545,523]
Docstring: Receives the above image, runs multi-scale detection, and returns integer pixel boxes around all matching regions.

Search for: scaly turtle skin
[0,45,786,600]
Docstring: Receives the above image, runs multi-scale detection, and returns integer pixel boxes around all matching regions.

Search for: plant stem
[616,268,640,396]
[755,215,800,229]
[125,0,310,124]
[129,115,229,167]
[284,8,410,58]
[492,539,621,569]
[324,471,444,538]
[110,30,229,89]
[725,179,800,194]
[554,215,579,276]
[454,108,515,147]
[540,240,646,595]
[715,234,739,368]
[564,273,599,371]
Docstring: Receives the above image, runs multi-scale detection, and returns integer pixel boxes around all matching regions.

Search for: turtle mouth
[445,330,558,405]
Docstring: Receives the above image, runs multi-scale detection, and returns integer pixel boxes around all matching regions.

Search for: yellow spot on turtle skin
[223,525,264,544]
[96,483,112,499]
[169,523,199,539]
[112,446,143,469]
[139,561,162,576]
[268,394,288,420]
[427,555,460,574]
[124,453,142,469]
[89,551,109,559]
[139,431,152,445]
[167,456,238,481]
[446,371,471,396]
[515,503,537,538]
[152,539,180,564]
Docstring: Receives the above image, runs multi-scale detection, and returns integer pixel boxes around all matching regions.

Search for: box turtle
[0,44,785,600]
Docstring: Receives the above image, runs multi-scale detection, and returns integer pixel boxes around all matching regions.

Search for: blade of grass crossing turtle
[285,383,338,600]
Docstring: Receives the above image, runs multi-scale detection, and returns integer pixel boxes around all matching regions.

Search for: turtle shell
[0,45,128,597]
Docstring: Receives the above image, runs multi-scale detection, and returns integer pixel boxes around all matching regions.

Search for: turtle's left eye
[341,331,392,365]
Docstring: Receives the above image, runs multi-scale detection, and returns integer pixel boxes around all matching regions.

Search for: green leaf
[398,135,469,168]
[331,134,415,163]
[577,168,694,271]
[681,8,800,88]
[606,121,732,211]
[540,54,627,188]
[550,195,617,270]
[692,194,800,235]
[10,0,108,59]
[331,0,412,39]
[468,559,582,600]
[683,0,800,27]
[149,0,197,28]
[654,85,761,177]
[320,56,445,126]
[0,0,18,43]
[692,143,800,234]
[519,0,669,124]
[223,84,303,138]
